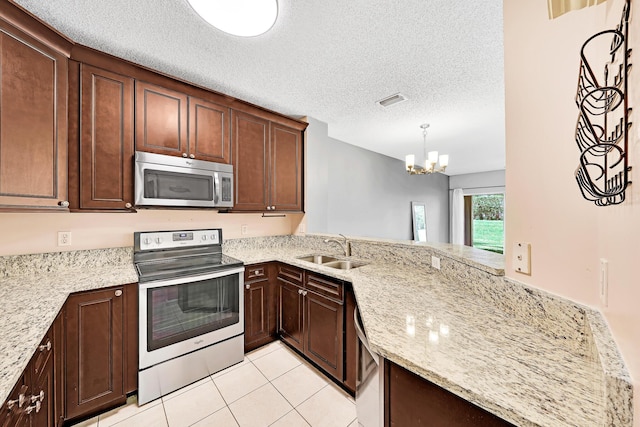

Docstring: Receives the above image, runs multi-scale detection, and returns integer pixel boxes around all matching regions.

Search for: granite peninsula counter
[0,235,632,426]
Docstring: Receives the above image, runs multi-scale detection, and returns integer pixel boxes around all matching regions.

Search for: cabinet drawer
[31,331,53,380]
[278,264,303,286]
[305,273,344,303]
[246,264,268,281]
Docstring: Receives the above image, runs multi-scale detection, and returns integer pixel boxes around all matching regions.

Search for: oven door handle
[138,265,245,290]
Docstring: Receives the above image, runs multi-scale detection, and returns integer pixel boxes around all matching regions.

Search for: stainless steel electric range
[134,228,244,405]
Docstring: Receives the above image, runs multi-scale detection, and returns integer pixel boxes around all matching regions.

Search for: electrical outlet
[431,256,440,270]
[600,259,608,307]
[241,224,248,235]
[58,231,71,246]
[513,242,531,275]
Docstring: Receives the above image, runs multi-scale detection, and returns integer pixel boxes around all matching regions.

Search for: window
[464,194,504,254]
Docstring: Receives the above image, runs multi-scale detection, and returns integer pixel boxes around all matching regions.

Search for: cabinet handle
[115,290,123,297]
[182,153,188,158]
[125,202,132,209]
[303,290,308,296]
[7,393,27,409]
[298,289,303,295]
[25,400,41,414]
[189,154,195,159]
[246,284,250,289]
[58,201,69,208]
[38,340,51,352]
[30,390,44,403]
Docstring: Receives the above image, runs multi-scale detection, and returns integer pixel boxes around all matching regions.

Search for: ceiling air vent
[376,93,408,108]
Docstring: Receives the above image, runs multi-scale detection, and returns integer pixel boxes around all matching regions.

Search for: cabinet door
[304,290,344,381]
[65,287,125,420]
[189,97,230,163]
[135,81,188,157]
[385,361,515,427]
[0,374,29,427]
[244,277,270,351]
[30,342,55,427]
[270,123,303,212]
[232,110,269,211]
[0,18,68,210]
[278,278,304,352]
[76,63,134,210]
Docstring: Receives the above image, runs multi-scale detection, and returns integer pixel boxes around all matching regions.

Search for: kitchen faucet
[324,234,351,257]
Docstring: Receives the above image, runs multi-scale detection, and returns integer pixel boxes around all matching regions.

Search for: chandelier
[405,124,449,174]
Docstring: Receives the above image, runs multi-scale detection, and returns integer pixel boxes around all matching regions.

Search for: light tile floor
[72,341,358,427]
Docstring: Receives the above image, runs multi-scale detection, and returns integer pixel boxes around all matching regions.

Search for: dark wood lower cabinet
[244,264,277,353]
[64,284,138,423]
[343,287,357,394]
[0,316,57,427]
[384,360,515,427]
[277,265,346,386]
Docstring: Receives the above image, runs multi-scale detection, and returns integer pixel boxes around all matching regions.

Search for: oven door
[139,266,244,369]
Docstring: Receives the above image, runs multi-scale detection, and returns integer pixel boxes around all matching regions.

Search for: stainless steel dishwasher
[354,307,384,427]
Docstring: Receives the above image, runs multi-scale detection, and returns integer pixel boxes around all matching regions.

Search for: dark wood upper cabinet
[0,7,70,210]
[68,62,135,211]
[232,111,270,211]
[135,81,188,157]
[189,97,231,164]
[232,111,304,212]
[135,81,231,163]
[270,123,303,211]
[64,287,126,421]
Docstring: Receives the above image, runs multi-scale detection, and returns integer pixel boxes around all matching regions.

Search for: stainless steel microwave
[134,151,233,208]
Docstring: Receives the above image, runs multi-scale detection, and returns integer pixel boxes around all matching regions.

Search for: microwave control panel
[137,229,221,251]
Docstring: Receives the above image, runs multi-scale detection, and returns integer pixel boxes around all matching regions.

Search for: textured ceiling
[14,0,505,175]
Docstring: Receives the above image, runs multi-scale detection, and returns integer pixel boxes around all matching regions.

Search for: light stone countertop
[0,239,623,426]
[0,251,138,405]
[223,244,605,427]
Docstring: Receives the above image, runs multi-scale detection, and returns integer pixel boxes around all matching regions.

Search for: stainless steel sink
[322,260,367,270]
[296,254,340,264]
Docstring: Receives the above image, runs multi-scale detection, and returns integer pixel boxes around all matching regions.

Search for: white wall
[449,170,505,195]
[504,0,640,422]
[306,117,450,242]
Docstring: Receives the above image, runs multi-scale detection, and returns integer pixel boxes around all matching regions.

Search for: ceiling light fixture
[187,0,278,37]
[405,124,449,175]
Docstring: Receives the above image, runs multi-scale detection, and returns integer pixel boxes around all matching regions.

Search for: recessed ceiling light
[187,0,278,37]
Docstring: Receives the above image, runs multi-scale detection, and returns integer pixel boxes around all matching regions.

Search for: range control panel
[136,229,222,251]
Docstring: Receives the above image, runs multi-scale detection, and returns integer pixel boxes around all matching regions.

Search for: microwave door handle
[213,172,220,204]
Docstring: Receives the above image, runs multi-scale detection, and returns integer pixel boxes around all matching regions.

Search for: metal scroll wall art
[574,0,633,206]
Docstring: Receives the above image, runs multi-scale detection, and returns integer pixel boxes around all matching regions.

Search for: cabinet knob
[115,290,123,297]
[303,290,308,296]
[182,153,188,158]
[271,205,276,210]
[266,206,272,211]
[58,201,69,208]
[298,289,303,295]
[189,154,195,159]
[125,202,132,209]
[245,284,250,289]
[38,340,51,352]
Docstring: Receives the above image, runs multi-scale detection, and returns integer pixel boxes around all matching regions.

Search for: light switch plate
[513,242,531,275]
